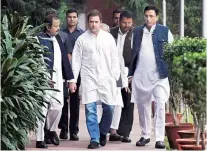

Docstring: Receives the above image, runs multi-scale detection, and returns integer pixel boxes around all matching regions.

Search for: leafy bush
[164,37,206,124]
[165,37,206,149]
[1,11,51,150]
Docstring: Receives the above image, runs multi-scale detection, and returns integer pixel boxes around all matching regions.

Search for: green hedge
[1,11,52,150]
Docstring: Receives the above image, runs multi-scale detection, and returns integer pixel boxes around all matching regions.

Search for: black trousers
[58,82,80,135]
[117,86,134,137]
[69,85,80,135]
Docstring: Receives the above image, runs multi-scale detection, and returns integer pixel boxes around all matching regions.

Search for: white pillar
[162,0,166,26]
[203,0,207,38]
[180,0,184,37]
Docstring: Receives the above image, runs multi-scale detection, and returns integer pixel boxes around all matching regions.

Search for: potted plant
[164,37,187,126]
[174,50,206,150]
[1,10,54,150]
[164,37,206,150]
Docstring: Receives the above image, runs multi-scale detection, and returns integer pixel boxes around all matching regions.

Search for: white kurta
[44,37,64,105]
[131,25,174,104]
[131,25,174,141]
[72,29,120,105]
[36,36,64,141]
[50,37,64,104]
[112,28,130,107]
[117,28,129,88]
[35,36,64,105]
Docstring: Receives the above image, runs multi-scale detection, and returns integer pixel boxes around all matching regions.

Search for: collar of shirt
[39,32,56,42]
[143,24,156,34]
[118,27,129,36]
[88,29,102,37]
[62,26,82,33]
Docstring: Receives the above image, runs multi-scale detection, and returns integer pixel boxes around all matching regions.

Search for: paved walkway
[26,104,165,150]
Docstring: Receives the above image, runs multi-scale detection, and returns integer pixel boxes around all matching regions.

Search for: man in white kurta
[69,10,120,149]
[108,10,134,143]
[36,15,74,148]
[130,6,174,149]
[36,36,63,144]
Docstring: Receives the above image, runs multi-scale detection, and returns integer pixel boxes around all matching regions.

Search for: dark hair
[66,8,78,17]
[87,9,102,22]
[43,14,59,32]
[119,10,133,21]
[112,9,121,17]
[46,10,57,16]
[144,5,159,16]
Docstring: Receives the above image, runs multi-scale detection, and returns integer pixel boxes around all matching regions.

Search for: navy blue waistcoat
[37,32,74,80]
[129,24,169,79]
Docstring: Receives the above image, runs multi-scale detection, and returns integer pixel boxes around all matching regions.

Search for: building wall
[86,0,120,28]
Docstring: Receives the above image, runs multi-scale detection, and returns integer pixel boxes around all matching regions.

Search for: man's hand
[69,82,77,93]
[128,76,133,83]
[49,81,55,88]
[124,87,131,93]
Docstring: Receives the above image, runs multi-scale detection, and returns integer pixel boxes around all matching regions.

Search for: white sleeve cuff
[67,79,76,83]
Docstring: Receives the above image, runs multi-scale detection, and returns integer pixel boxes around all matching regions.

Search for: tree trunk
[195,124,201,146]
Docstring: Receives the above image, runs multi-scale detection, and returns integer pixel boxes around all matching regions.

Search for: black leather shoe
[87,141,99,149]
[48,131,60,146]
[155,141,165,149]
[36,141,48,148]
[100,133,107,146]
[59,129,68,139]
[44,138,52,144]
[136,137,150,146]
[122,137,131,143]
[44,130,52,144]
[70,134,79,141]
[109,133,123,141]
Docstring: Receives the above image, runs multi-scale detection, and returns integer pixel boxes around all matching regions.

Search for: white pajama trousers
[97,104,122,130]
[111,105,122,129]
[36,101,63,141]
[137,85,167,142]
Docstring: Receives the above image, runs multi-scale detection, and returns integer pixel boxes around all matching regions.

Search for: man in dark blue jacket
[129,5,174,149]
[35,14,74,148]
[58,8,84,141]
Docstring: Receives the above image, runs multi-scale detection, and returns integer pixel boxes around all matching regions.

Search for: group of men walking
[35,5,173,150]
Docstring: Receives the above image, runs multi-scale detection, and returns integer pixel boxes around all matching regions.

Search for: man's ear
[46,25,50,31]
[156,15,159,21]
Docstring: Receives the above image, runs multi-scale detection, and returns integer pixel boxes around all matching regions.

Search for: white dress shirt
[117,28,129,88]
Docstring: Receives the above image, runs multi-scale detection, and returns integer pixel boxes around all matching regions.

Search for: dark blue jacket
[129,24,169,79]
[37,32,74,80]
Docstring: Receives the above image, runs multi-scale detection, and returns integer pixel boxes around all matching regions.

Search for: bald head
[101,23,110,32]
